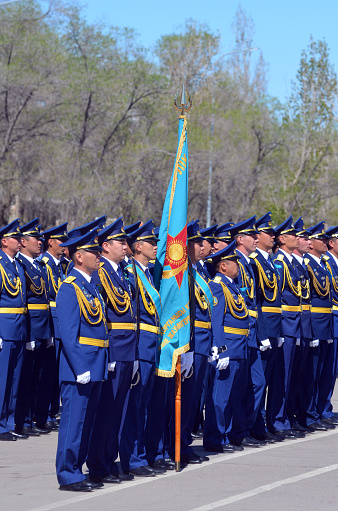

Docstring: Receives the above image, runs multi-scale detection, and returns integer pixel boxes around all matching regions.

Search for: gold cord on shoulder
[307,264,330,298]
[254,259,278,302]
[98,267,132,315]
[326,262,338,304]
[0,264,22,298]
[279,260,301,297]
[220,281,248,319]
[238,261,254,299]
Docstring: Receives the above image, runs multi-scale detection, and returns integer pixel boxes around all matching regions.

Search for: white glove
[277,337,284,348]
[309,339,320,348]
[181,351,194,377]
[0,338,3,350]
[208,346,219,363]
[327,339,333,344]
[76,371,91,384]
[216,356,230,371]
[108,361,116,372]
[296,338,301,346]
[26,341,35,351]
[260,339,271,351]
[132,360,139,379]
[46,337,54,349]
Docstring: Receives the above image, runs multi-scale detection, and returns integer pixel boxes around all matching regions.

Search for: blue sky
[81,0,338,102]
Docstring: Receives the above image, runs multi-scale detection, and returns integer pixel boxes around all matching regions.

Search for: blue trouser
[204,359,246,447]
[56,381,101,486]
[317,339,337,419]
[87,361,133,478]
[267,336,296,432]
[0,340,25,433]
[299,342,320,426]
[49,338,62,421]
[244,347,265,434]
[287,338,307,426]
[119,360,155,471]
[145,375,169,463]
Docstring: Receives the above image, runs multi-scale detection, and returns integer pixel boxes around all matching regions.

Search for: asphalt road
[2,391,338,511]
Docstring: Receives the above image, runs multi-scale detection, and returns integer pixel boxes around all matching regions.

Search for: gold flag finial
[174,83,192,115]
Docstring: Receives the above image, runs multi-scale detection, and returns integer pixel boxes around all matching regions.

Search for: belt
[248,310,258,318]
[194,320,211,329]
[224,326,249,336]
[140,323,160,334]
[333,305,338,312]
[50,301,56,308]
[311,307,332,314]
[107,322,137,331]
[0,307,27,314]
[78,337,109,348]
[27,304,49,311]
[261,306,281,313]
[301,304,310,311]
[281,305,301,312]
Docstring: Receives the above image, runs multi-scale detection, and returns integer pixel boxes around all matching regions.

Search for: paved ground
[2,391,338,511]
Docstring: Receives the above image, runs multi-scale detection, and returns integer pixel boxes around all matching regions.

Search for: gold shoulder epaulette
[322,255,329,262]
[276,254,284,261]
[99,262,105,268]
[41,257,49,265]
[213,276,222,283]
[64,276,76,283]
[304,258,310,266]
[249,252,258,259]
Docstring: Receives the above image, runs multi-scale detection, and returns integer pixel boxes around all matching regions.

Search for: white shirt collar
[75,268,91,283]
[256,247,269,260]
[308,253,323,266]
[20,253,36,266]
[224,275,233,283]
[237,249,250,263]
[293,253,303,264]
[136,261,148,272]
[7,254,15,263]
[329,251,338,266]
[101,255,119,272]
[47,251,60,266]
[279,249,293,263]
[199,260,205,267]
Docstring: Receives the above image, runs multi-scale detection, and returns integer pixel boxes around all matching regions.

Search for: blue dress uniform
[119,221,162,473]
[203,242,249,450]
[250,213,282,440]
[0,220,27,439]
[270,216,302,434]
[40,223,69,424]
[55,230,108,489]
[15,219,52,431]
[305,223,333,426]
[229,217,265,443]
[87,218,137,481]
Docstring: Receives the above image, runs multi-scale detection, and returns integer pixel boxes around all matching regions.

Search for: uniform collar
[256,247,270,260]
[279,249,293,263]
[75,268,91,283]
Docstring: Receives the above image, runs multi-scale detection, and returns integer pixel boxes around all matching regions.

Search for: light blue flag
[154,114,190,377]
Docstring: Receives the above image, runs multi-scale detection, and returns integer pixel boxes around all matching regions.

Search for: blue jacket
[234,250,259,348]
[272,250,301,339]
[0,250,27,341]
[17,254,51,341]
[305,254,333,340]
[325,251,338,338]
[209,273,249,360]
[56,268,108,382]
[41,251,63,338]
[92,257,137,362]
[293,256,312,340]
[196,260,215,281]
[192,267,213,357]
[251,250,281,339]
[125,261,159,363]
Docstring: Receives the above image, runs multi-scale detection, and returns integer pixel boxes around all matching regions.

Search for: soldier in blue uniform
[0,219,27,441]
[213,222,233,252]
[269,216,304,439]
[304,222,334,431]
[250,212,282,443]
[203,241,249,453]
[40,223,69,428]
[55,229,108,492]
[86,218,137,483]
[228,217,266,448]
[197,224,218,280]
[119,220,166,476]
[15,219,52,436]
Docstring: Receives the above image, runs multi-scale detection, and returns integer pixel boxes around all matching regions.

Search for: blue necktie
[116,265,124,281]
[145,267,153,284]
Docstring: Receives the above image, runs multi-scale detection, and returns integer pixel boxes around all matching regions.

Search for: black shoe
[189,450,209,462]
[272,430,286,440]
[191,430,204,439]
[318,420,335,430]
[85,479,104,489]
[59,480,92,492]
[34,425,51,434]
[204,444,235,453]
[228,443,244,451]
[181,454,202,464]
[45,421,59,431]
[119,472,134,481]
[22,427,41,437]
[248,435,267,445]
[89,474,121,484]
[150,465,166,474]
[307,422,328,432]
[239,436,261,448]
[284,429,305,439]
[9,430,28,439]
[322,416,338,426]
[292,423,309,433]
[149,459,174,471]
[0,432,17,441]
[128,466,156,477]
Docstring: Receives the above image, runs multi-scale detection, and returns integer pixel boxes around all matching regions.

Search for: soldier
[55,229,108,492]
[304,222,334,431]
[15,219,52,436]
[213,222,233,252]
[269,216,304,439]
[203,241,249,453]
[0,219,27,441]
[197,224,218,280]
[86,218,137,483]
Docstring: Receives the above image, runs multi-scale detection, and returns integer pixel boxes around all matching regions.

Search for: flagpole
[173,84,192,473]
